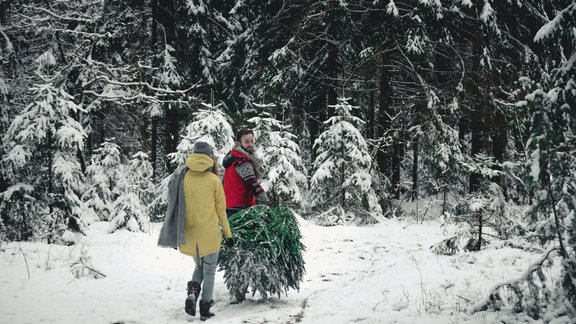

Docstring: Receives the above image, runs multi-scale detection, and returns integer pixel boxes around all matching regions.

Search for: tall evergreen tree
[82,139,123,221]
[2,51,87,243]
[220,0,302,119]
[310,98,382,224]
[109,152,153,233]
[476,2,576,319]
[150,102,234,222]
[169,102,235,166]
[249,109,307,208]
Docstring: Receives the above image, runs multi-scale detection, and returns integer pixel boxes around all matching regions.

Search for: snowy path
[1,219,538,323]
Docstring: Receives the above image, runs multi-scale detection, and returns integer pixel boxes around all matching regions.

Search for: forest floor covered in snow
[1,215,551,323]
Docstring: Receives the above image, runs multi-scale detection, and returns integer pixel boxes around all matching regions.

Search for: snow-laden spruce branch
[534,2,576,42]
[82,91,196,105]
[21,4,102,23]
[473,247,559,313]
[38,27,115,39]
[82,76,203,98]
[0,29,14,54]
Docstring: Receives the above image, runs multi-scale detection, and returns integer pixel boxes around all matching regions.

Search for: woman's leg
[185,246,203,316]
[200,251,219,302]
[192,245,203,283]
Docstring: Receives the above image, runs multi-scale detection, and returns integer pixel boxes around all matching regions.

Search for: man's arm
[235,160,270,204]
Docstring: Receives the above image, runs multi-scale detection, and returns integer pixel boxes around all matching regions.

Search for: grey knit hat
[193,141,214,157]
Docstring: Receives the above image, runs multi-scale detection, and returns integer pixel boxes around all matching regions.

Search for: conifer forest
[0,0,575,321]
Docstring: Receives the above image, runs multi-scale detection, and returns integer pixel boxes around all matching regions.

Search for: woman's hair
[236,128,254,142]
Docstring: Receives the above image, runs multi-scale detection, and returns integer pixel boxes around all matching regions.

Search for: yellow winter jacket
[179,153,232,258]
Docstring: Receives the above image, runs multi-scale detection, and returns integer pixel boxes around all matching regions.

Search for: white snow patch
[0,219,540,323]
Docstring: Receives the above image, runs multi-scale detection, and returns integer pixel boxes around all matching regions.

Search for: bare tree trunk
[97,108,106,147]
[366,82,376,140]
[475,213,483,251]
[491,110,508,200]
[326,43,338,118]
[376,53,392,178]
[469,105,483,193]
[326,1,339,118]
[308,95,325,162]
[458,115,468,144]
[469,38,484,194]
[412,135,419,201]
[77,144,86,174]
[164,105,179,172]
[0,0,9,25]
[154,0,179,173]
[442,187,447,215]
[391,141,403,199]
[150,117,158,177]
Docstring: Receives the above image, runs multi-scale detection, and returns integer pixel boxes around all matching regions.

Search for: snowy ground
[1,217,545,323]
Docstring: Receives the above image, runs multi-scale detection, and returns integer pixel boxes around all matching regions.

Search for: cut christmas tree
[219,206,305,299]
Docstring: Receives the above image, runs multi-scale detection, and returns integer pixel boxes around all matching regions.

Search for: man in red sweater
[223,128,269,215]
[222,128,269,304]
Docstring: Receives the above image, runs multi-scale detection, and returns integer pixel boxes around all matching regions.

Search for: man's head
[236,128,255,153]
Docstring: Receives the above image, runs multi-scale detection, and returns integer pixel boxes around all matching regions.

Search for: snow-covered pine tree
[125,152,156,207]
[148,175,171,223]
[0,184,40,241]
[310,97,382,225]
[169,102,235,166]
[149,103,234,222]
[448,154,504,251]
[154,45,184,92]
[108,152,152,233]
[146,41,186,179]
[1,51,87,243]
[249,108,307,208]
[82,139,123,221]
[417,94,467,210]
[476,2,576,320]
[183,0,236,87]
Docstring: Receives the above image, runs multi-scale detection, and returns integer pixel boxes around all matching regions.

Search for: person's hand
[256,192,270,206]
[226,237,235,248]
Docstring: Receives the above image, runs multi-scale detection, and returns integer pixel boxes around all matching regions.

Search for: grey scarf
[234,145,265,179]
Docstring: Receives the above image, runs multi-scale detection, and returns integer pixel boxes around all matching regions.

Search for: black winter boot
[199,300,214,321]
[185,281,201,316]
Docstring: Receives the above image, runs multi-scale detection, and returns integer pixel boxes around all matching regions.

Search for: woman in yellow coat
[180,142,234,321]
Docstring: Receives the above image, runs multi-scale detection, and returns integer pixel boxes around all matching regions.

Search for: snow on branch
[84,76,202,96]
[534,2,576,42]
[473,247,559,315]
[21,4,101,23]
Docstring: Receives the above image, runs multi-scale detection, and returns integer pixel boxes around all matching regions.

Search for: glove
[226,237,235,248]
[255,192,270,206]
